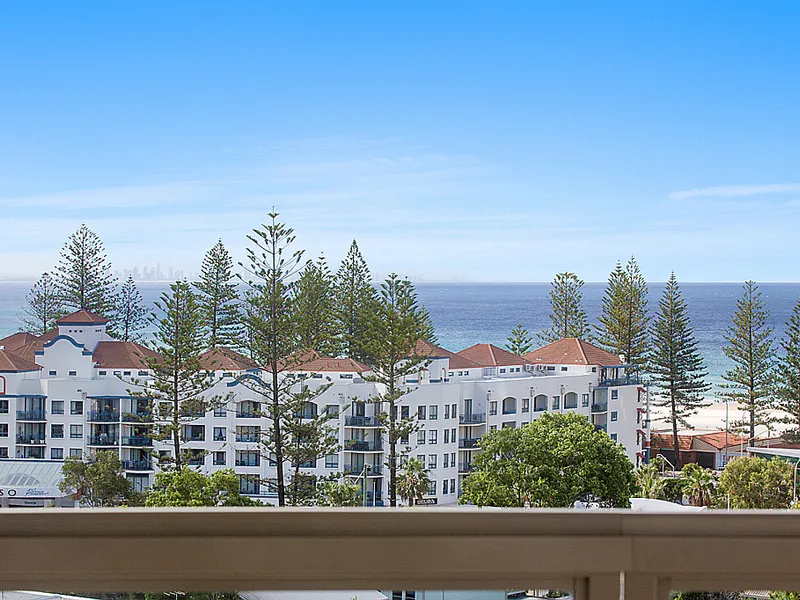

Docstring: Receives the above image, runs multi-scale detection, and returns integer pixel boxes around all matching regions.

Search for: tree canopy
[145,467,259,507]
[59,451,140,507]
[717,456,793,509]
[540,272,589,343]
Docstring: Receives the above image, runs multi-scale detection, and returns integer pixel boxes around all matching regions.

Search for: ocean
[2,281,799,391]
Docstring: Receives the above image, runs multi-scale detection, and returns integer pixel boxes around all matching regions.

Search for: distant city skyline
[1,3,799,282]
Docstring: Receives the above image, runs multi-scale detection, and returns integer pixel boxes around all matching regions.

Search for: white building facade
[0,311,648,506]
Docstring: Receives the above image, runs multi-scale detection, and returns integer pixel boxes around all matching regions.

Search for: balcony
[457,462,475,473]
[236,434,260,442]
[345,415,380,427]
[502,408,517,415]
[16,434,46,445]
[121,459,152,471]
[236,411,259,419]
[122,412,152,423]
[597,374,642,387]
[592,402,608,413]
[235,459,261,467]
[459,412,486,425]
[87,435,119,446]
[343,464,383,475]
[344,440,383,452]
[458,437,480,449]
[183,434,205,442]
[16,410,46,421]
[121,435,153,447]
[88,410,120,422]
[594,424,607,433]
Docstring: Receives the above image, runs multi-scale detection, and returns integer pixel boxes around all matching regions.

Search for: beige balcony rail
[2,508,800,599]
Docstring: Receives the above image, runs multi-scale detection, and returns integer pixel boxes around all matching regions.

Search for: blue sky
[1,1,799,282]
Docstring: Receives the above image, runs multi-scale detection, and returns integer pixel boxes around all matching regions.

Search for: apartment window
[268,453,277,466]
[214,405,226,417]
[417,454,425,464]
[68,371,77,377]
[448,371,454,377]
[0,448,7,458]
[49,370,57,376]
[450,478,456,493]
[222,372,233,379]
[429,405,438,420]
[417,406,426,420]
[592,367,597,373]
[51,448,63,460]
[611,389,619,400]
[451,427,456,441]
[99,371,107,376]
[0,424,7,437]
[489,401,497,416]
[443,479,449,495]
[236,451,260,467]
[428,430,438,445]
[213,451,226,466]
[443,453,449,468]
[611,411,619,422]
[70,400,83,415]
[416,431,425,445]
[0,399,7,414]
[582,393,590,408]
[444,405,450,419]
[138,371,147,376]
[50,400,64,415]
[339,373,354,380]
[552,396,560,410]
[561,366,568,372]
[51,424,64,439]
[70,425,82,439]
[499,368,506,374]
[401,433,409,444]
[239,475,259,495]
[451,404,457,418]
[325,454,338,468]
[428,481,436,496]
[213,427,226,441]
[521,398,530,413]
[611,433,618,442]
[69,448,81,458]
[325,405,339,417]
[428,454,437,470]
[444,429,449,444]
[457,371,463,377]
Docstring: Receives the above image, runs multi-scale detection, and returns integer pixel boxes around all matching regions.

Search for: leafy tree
[680,463,715,507]
[139,281,226,470]
[650,273,710,469]
[333,240,377,360]
[505,323,534,356]
[59,451,139,507]
[717,456,793,509]
[770,593,800,599]
[21,271,63,334]
[720,281,776,445]
[460,412,634,508]
[775,301,800,443]
[317,480,362,507]
[540,272,589,343]
[293,255,337,356]
[239,211,306,506]
[634,463,666,500]
[361,274,433,507]
[195,239,241,349]
[397,457,432,506]
[54,223,119,316]
[145,467,258,506]
[116,275,148,341]
[595,257,650,365]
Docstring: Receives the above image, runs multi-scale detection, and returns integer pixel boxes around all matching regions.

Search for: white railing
[2,509,800,599]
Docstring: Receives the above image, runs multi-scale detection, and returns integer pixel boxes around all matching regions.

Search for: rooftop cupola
[55,309,111,352]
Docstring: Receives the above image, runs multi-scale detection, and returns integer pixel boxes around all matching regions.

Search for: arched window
[501,397,517,415]
[564,392,578,409]
[534,394,548,412]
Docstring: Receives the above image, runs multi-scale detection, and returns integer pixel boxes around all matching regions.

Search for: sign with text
[415,498,438,506]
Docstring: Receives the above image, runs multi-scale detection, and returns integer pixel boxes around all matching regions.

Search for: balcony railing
[458,437,480,449]
[235,434,260,442]
[344,440,383,451]
[459,412,486,424]
[16,410,46,421]
[16,434,46,445]
[88,410,120,422]
[343,464,383,475]
[597,375,642,387]
[87,435,119,446]
[502,408,517,415]
[121,459,152,471]
[594,424,607,433]
[592,402,608,413]
[121,435,153,447]
[235,459,261,467]
[183,434,205,442]
[236,411,259,418]
[457,462,475,473]
[122,412,152,423]
[345,415,380,427]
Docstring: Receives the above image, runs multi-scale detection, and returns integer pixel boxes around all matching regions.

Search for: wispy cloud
[669,183,800,201]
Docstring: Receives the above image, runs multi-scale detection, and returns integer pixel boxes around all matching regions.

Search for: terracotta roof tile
[651,432,693,452]
[0,332,39,352]
[56,309,109,325]
[39,329,58,343]
[9,339,45,363]
[694,431,748,450]
[524,338,622,366]
[411,339,482,370]
[199,347,259,371]
[0,349,40,372]
[456,343,531,368]
[295,356,369,373]
[93,341,161,369]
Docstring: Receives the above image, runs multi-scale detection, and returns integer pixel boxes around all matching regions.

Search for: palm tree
[634,464,666,500]
[681,463,715,507]
[396,458,431,507]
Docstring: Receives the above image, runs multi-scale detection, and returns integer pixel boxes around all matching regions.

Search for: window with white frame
[611,389,619,400]
[428,454,437,469]
[417,430,425,445]
[428,429,438,444]
[429,405,438,420]
[417,406,426,420]
[582,393,590,407]
[325,454,338,468]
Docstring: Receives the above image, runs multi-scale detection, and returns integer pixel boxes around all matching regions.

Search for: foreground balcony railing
[342,463,383,475]
[15,434,46,445]
[3,509,800,599]
[592,402,608,413]
[459,412,486,424]
[121,459,152,471]
[16,409,46,421]
[88,410,120,422]
[87,435,119,446]
[345,415,380,427]
[344,440,383,451]
[458,437,480,449]
[121,435,153,447]
[597,374,642,387]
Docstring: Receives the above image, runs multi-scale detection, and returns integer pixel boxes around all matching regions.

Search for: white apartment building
[0,310,648,506]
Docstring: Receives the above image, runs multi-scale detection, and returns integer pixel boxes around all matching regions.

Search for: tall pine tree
[506,323,534,356]
[116,275,148,342]
[539,272,589,343]
[54,224,119,318]
[720,281,776,444]
[650,273,710,469]
[776,300,800,443]
[195,240,240,349]
[594,256,650,365]
[361,274,433,507]
[333,240,376,360]
[21,272,63,335]
[293,255,337,356]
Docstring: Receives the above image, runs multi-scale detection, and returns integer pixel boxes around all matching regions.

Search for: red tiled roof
[9,339,45,363]
[199,347,259,371]
[456,344,531,368]
[0,349,40,372]
[694,431,748,450]
[411,339,481,370]
[295,356,369,373]
[39,329,58,342]
[93,341,161,369]
[448,353,482,370]
[56,309,109,325]
[651,432,693,452]
[0,332,39,352]
[524,338,622,366]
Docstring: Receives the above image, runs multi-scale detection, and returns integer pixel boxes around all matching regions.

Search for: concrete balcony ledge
[2,509,800,598]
